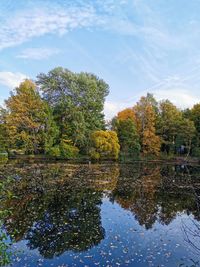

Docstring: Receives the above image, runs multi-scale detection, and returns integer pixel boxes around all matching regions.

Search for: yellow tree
[5,80,49,154]
[90,130,120,160]
[134,96,160,156]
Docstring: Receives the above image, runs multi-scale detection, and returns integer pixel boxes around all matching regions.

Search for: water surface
[1,161,200,266]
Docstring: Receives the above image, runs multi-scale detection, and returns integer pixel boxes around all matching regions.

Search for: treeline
[112,93,198,159]
[0,66,200,160]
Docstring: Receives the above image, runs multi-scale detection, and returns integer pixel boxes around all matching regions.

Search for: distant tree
[175,118,196,156]
[191,104,200,134]
[0,107,9,152]
[37,67,109,152]
[157,100,182,154]
[89,130,120,160]
[188,103,200,156]
[134,96,160,156]
[117,108,136,122]
[115,118,140,159]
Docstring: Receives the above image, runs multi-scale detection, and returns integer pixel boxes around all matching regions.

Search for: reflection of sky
[10,198,200,267]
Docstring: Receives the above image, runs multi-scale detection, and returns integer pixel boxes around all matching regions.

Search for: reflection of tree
[26,187,104,258]
[2,163,120,258]
[86,164,119,191]
[180,169,200,256]
[158,165,200,225]
[3,161,200,258]
[113,164,161,229]
[113,163,200,229]
[0,177,15,266]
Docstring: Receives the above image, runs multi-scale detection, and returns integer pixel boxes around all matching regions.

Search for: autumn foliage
[117,108,136,122]
[89,130,120,160]
[134,98,160,156]
[0,67,200,160]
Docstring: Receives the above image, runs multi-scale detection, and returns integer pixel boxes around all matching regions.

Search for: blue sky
[1,0,200,119]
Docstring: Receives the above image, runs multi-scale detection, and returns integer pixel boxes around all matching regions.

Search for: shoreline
[4,155,200,166]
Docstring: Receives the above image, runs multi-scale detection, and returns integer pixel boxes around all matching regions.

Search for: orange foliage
[117,108,136,122]
[134,97,160,156]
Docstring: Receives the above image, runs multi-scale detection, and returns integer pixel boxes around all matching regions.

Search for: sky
[1,0,200,119]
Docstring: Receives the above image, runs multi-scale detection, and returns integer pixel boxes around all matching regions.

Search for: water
[1,161,200,266]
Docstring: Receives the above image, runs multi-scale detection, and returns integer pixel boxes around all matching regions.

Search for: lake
[1,161,200,266]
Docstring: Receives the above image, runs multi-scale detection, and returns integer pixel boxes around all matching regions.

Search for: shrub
[89,130,120,160]
[47,145,61,158]
[59,140,79,159]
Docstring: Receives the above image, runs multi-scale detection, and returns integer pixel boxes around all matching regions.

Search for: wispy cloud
[1,0,200,116]
[0,72,27,88]
[17,47,60,60]
[0,5,99,51]
[0,0,178,53]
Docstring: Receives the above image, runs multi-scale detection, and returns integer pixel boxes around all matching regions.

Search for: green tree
[188,104,200,156]
[37,67,109,152]
[157,100,182,154]
[115,118,140,159]
[0,108,9,153]
[191,104,200,134]
[175,118,196,156]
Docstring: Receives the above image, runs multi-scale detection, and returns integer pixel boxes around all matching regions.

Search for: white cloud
[0,0,176,54]
[104,100,130,120]
[0,5,99,51]
[104,88,200,121]
[0,72,28,88]
[153,88,200,109]
[17,48,60,60]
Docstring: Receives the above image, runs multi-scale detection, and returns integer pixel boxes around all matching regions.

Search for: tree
[157,100,182,154]
[175,118,196,156]
[117,108,136,122]
[191,104,200,134]
[37,67,109,152]
[115,118,140,159]
[187,104,200,156]
[5,80,58,154]
[157,100,197,156]
[89,130,120,160]
[134,96,160,156]
[0,108,9,153]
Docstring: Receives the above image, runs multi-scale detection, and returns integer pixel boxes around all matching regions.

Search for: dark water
[1,161,200,266]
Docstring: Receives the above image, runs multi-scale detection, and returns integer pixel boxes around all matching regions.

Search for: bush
[89,130,120,160]
[46,139,79,159]
[59,140,79,159]
[47,146,61,158]
[89,149,100,161]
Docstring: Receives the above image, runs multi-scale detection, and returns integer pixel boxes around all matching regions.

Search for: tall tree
[157,100,183,154]
[175,118,196,156]
[5,80,58,154]
[191,104,200,134]
[115,118,140,159]
[134,95,160,156]
[0,108,9,152]
[37,67,109,152]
